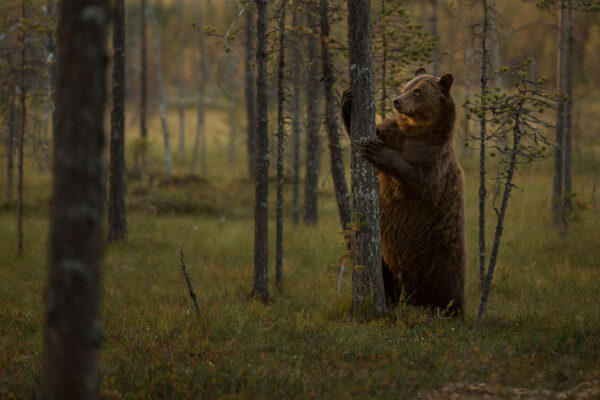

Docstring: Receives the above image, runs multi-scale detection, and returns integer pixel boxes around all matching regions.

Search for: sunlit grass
[1,104,599,398]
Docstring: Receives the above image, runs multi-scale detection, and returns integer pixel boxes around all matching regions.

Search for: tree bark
[140,0,148,166]
[563,5,573,212]
[477,111,522,321]
[252,0,269,301]
[245,6,257,178]
[43,0,107,397]
[6,84,15,203]
[227,61,237,173]
[321,0,351,232]
[304,4,321,225]
[17,0,26,256]
[430,0,439,76]
[291,0,301,226]
[108,0,127,242]
[489,2,502,88]
[553,4,567,231]
[190,4,207,177]
[41,0,57,170]
[177,0,185,162]
[347,0,386,314]
[478,0,490,289]
[275,0,287,287]
[148,1,172,182]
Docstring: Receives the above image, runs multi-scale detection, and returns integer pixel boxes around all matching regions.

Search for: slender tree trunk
[245,7,257,177]
[228,64,237,173]
[6,86,15,203]
[190,5,206,177]
[177,0,185,162]
[291,0,301,226]
[140,0,148,167]
[321,0,351,232]
[43,0,108,396]
[148,1,172,182]
[108,0,128,242]
[430,0,439,76]
[489,2,502,88]
[477,112,522,321]
[553,4,567,231]
[252,0,269,301]
[564,5,573,212]
[275,0,287,287]
[41,0,57,170]
[347,0,386,314]
[379,0,388,119]
[478,0,489,289]
[304,4,321,225]
[17,0,26,256]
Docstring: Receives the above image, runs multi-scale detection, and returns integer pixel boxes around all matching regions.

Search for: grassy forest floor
[1,105,600,399]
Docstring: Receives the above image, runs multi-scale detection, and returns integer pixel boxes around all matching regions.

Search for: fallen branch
[179,243,200,317]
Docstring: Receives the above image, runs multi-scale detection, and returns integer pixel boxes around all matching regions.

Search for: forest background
[1,0,600,398]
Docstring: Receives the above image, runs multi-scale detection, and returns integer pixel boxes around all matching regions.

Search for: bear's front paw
[361,138,386,165]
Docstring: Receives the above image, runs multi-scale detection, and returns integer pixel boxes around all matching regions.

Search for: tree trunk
[553,4,567,231]
[563,5,573,212]
[177,0,185,162]
[17,0,26,256]
[228,62,237,174]
[347,0,386,314]
[41,0,57,170]
[140,0,148,166]
[478,0,489,289]
[379,0,388,120]
[252,0,269,301]
[190,4,207,177]
[489,2,502,88]
[245,7,257,177]
[320,0,351,232]
[291,0,301,226]
[148,1,172,182]
[430,0,439,76]
[43,0,107,396]
[477,111,522,321]
[275,0,287,287]
[304,4,321,225]
[108,0,128,242]
[6,85,15,203]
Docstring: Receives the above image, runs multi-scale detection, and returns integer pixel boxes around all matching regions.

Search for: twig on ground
[179,243,200,317]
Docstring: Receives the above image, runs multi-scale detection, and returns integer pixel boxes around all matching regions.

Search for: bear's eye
[413,88,422,96]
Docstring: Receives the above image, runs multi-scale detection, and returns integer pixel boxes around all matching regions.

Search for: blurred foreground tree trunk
[108,0,127,242]
[41,0,57,170]
[252,0,269,300]
[320,0,351,232]
[245,6,257,178]
[347,0,386,314]
[563,5,573,213]
[304,3,321,225]
[148,0,172,182]
[43,0,108,396]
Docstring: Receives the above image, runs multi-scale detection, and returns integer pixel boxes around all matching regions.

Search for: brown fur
[342,70,466,315]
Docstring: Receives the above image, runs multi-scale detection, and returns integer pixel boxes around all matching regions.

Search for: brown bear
[342,68,466,315]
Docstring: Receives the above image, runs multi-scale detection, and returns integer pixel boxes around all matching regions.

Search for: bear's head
[392,68,456,137]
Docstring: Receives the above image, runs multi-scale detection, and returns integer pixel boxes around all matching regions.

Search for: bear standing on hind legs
[342,68,466,316]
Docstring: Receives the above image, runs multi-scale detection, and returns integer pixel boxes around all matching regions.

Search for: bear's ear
[415,67,426,77]
[439,73,454,94]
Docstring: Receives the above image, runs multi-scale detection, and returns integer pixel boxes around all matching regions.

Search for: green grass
[1,106,599,399]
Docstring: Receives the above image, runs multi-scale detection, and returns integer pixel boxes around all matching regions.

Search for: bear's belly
[378,170,465,308]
